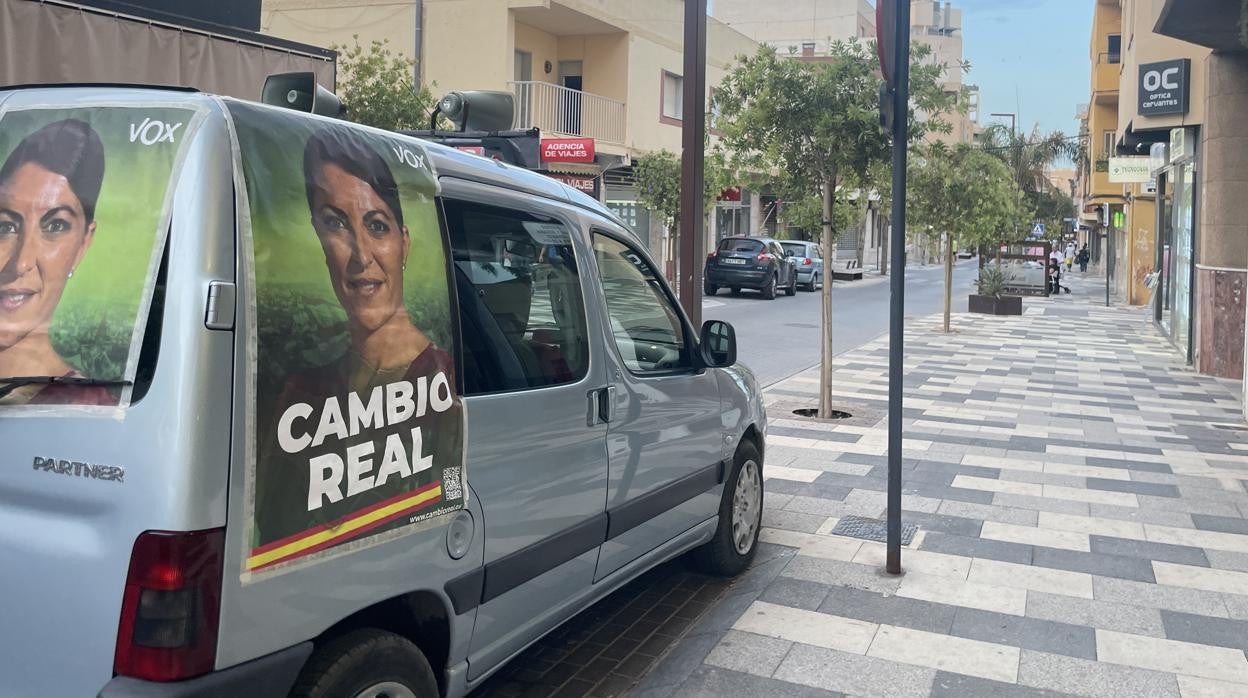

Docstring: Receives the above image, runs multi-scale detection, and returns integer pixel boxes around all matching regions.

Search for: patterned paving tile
[647,283,1248,698]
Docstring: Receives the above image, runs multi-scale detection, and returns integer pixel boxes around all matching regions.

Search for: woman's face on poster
[0,162,95,349]
[309,162,410,333]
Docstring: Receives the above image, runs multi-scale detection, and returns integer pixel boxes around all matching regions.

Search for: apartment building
[1153,0,1248,395]
[1081,0,1124,283]
[1080,0,1246,400]
[261,0,760,258]
[909,0,980,146]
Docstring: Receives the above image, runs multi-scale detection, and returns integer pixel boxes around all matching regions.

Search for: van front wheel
[291,629,438,698]
[692,440,762,576]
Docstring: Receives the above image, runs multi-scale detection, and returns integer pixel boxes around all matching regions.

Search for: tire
[704,281,718,296]
[814,273,822,290]
[760,275,777,300]
[290,629,439,698]
[693,440,763,577]
[786,275,797,296]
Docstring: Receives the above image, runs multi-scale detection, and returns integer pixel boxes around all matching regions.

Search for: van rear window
[0,106,198,409]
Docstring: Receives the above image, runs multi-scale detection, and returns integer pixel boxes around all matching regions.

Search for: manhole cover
[831,515,917,545]
[793,408,852,419]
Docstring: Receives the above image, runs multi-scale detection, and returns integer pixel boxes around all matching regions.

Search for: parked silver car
[780,241,825,291]
[0,85,767,698]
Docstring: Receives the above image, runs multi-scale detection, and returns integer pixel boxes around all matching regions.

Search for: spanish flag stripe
[251,481,443,556]
[247,484,443,570]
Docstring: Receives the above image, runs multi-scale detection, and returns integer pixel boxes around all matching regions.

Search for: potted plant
[969,265,1022,315]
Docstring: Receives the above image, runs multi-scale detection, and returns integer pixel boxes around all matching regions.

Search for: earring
[402,264,407,271]
[68,270,74,278]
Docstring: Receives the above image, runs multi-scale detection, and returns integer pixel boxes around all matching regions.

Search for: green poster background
[229,103,452,401]
[0,107,191,381]
[230,101,464,571]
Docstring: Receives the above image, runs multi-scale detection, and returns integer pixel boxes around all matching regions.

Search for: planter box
[969,294,1022,315]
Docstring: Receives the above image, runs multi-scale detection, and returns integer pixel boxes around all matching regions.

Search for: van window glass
[593,234,690,373]
[443,198,590,395]
[718,237,763,254]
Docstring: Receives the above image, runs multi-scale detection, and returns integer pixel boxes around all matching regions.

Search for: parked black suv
[704,236,799,299]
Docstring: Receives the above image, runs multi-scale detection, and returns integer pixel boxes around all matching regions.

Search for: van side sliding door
[438,181,610,681]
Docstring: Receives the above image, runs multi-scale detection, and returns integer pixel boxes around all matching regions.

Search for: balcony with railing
[1093,52,1121,100]
[509,81,626,146]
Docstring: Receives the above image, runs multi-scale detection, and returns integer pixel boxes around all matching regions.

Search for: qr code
[442,467,463,501]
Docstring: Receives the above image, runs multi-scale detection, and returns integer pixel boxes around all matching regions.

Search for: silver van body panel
[0,87,235,698]
[0,86,764,698]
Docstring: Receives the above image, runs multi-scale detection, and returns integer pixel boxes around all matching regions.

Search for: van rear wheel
[692,440,762,576]
[291,629,438,698]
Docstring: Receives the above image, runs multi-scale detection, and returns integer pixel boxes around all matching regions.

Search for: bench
[830,259,864,281]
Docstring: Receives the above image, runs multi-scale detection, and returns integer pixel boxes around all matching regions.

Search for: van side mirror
[699,320,737,368]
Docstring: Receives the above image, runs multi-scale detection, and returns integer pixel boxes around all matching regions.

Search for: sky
[958,0,1093,139]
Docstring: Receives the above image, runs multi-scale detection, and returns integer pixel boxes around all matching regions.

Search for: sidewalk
[638,274,1248,697]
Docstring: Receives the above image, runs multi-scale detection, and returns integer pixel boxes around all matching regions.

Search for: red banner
[541,138,595,163]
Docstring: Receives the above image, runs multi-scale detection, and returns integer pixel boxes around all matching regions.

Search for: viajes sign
[1139,59,1190,116]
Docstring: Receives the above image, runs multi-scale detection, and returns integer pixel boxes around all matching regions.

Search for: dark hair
[303,127,403,228]
[0,118,105,222]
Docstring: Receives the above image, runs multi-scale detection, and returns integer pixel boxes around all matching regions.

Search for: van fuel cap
[446,510,474,560]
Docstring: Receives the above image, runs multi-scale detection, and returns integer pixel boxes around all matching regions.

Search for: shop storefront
[1153,128,1198,362]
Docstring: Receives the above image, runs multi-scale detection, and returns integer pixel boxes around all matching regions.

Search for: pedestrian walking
[1065,241,1076,270]
[1049,258,1070,295]
[1077,245,1090,273]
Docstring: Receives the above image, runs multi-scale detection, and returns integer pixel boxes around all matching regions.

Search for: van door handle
[587,386,615,426]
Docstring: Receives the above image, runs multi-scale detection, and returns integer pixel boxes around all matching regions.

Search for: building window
[1103,130,1115,158]
[661,71,683,124]
[1107,34,1121,64]
[801,41,816,57]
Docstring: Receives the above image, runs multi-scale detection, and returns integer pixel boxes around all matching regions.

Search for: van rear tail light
[756,253,771,262]
[114,529,224,682]
[803,257,813,266]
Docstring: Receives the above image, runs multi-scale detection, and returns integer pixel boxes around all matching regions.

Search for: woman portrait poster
[0,107,193,407]
[228,101,465,577]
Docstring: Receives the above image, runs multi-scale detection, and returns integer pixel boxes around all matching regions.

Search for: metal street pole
[678,0,708,328]
[885,0,911,576]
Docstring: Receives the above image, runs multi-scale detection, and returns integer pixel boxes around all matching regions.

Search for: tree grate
[831,515,917,545]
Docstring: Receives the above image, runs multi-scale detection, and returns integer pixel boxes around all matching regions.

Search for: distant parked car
[705,236,798,299]
[780,241,825,291]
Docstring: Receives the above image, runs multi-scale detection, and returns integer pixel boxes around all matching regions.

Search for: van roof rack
[402,127,542,170]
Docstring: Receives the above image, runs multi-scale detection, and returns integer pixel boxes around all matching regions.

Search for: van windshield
[0,105,197,408]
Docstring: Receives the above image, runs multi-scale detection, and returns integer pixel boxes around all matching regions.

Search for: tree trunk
[943,231,954,334]
[819,174,837,420]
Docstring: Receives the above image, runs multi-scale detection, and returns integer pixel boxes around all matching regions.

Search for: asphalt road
[703,258,981,387]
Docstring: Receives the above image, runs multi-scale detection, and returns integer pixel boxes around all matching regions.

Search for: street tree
[335,36,442,131]
[909,143,1026,332]
[713,40,958,418]
[633,149,730,274]
[977,124,1078,239]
